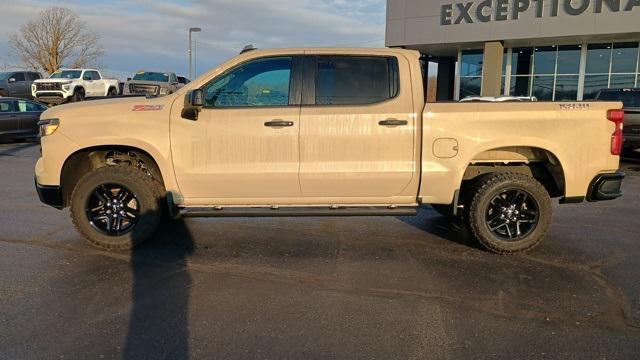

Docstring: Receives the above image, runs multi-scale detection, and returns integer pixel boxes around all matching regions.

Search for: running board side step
[180,206,417,218]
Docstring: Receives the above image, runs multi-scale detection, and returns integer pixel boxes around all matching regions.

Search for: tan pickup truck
[35,48,626,254]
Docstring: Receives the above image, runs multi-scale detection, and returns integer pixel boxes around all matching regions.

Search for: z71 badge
[132,105,164,112]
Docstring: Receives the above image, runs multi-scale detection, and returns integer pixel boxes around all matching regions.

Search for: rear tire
[107,87,117,97]
[70,166,164,251]
[467,173,552,254]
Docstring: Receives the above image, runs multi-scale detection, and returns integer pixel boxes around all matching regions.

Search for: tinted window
[16,100,46,112]
[0,101,12,112]
[12,73,26,82]
[90,71,101,80]
[315,56,398,105]
[204,57,292,108]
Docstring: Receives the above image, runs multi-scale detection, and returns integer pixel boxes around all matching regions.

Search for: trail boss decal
[558,103,591,110]
[132,105,164,112]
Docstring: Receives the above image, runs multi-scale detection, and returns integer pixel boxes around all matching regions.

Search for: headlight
[62,84,71,91]
[38,118,60,137]
[159,88,169,95]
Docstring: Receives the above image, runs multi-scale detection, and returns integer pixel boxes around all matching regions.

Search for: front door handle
[379,119,408,126]
[264,120,294,127]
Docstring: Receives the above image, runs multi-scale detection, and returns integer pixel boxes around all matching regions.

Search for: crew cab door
[171,55,303,201]
[298,54,416,199]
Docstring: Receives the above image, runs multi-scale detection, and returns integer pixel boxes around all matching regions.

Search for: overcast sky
[0,0,386,80]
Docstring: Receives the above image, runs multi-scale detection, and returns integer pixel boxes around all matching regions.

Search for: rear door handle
[264,120,294,127]
[379,119,408,126]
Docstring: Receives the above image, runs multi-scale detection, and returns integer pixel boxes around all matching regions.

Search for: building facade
[386,0,640,100]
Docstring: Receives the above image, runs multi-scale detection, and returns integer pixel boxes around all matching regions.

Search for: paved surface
[1,141,639,359]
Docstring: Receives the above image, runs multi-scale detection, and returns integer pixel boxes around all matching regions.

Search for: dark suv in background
[0,71,42,99]
[596,88,640,150]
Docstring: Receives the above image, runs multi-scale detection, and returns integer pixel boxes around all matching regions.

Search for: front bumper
[586,171,625,202]
[35,177,63,209]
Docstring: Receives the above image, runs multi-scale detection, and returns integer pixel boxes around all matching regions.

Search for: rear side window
[314,56,399,105]
[91,71,101,80]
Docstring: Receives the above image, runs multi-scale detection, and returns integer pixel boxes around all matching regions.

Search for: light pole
[188,27,201,80]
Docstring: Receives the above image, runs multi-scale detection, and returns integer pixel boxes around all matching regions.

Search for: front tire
[467,173,552,254]
[107,87,117,97]
[71,88,85,102]
[70,166,164,250]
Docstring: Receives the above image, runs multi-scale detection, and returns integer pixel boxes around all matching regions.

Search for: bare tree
[8,7,104,74]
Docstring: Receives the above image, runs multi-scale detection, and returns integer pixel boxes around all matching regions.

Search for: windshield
[0,72,12,81]
[598,91,640,108]
[50,70,82,79]
[132,72,169,82]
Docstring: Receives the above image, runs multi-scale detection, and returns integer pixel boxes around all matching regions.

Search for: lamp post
[188,27,202,80]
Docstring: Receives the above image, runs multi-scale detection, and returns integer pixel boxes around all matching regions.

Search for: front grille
[129,84,159,96]
[36,82,62,91]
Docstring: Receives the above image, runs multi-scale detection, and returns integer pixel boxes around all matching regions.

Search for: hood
[34,78,79,83]
[41,96,169,122]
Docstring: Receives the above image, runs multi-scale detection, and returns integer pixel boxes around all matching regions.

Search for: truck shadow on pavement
[123,217,194,360]
[399,206,484,251]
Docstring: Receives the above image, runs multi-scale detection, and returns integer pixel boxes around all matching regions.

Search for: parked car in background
[32,69,119,105]
[177,76,190,88]
[123,71,180,97]
[0,71,42,99]
[0,97,47,141]
[596,88,640,150]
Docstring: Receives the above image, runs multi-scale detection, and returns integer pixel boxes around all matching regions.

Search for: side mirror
[8,78,16,83]
[181,89,204,120]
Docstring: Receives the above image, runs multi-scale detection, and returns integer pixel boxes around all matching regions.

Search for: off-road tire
[107,87,117,97]
[467,173,552,254]
[70,166,164,251]
[71,88,85,102]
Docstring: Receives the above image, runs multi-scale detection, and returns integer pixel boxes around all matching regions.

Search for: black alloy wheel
[485,189,539,241]
[86,183,140,236]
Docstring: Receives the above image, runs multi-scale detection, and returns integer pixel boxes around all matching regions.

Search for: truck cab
[32,69,119,105]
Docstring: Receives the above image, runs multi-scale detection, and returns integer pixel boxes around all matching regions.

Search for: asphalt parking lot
[1,141,639,359]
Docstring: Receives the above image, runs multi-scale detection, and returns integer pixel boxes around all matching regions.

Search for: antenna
[240,44,257,54]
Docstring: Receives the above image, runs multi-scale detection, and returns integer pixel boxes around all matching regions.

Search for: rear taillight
[607,109,624,155]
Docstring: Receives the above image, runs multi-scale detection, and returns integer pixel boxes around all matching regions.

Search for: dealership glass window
[532,76,554,101]
[554,76,579,101]
[510,76,531,97]
[586,44,612,74]
[583,42,640,99]
[533,46,557,75]
[460,50,484,77]
[556,45,581,75]
[611,43,639,73]
[511,48,533,75]
[583,75,610,100]
[459,77,481,98]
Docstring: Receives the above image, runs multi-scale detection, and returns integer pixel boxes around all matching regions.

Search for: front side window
[12,73,26,82]
[17,100,45,112]
[204,57,292,108]
[315,56,398,105]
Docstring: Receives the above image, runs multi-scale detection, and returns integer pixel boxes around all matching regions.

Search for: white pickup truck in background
[32,69,119,105]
